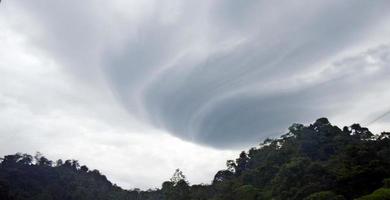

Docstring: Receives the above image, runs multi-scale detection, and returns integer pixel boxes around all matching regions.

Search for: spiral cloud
[6,0,390,148]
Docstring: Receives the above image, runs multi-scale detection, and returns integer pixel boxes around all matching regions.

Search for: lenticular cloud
[102,1,390,148]
[13,0,390,148]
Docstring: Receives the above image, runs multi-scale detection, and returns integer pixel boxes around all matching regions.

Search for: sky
[1,0,390,189]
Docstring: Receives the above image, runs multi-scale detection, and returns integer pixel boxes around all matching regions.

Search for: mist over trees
[1,118,390,199]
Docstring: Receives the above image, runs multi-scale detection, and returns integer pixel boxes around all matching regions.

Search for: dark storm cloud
[12,0,390,148]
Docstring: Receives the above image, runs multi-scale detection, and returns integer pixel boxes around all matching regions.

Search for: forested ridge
[1,118,390,200]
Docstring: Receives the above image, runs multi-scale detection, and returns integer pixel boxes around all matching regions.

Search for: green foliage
[0,153,161,200]
[356,188,390,200]
[1,118,390,200]
[233,185,260,200]
[206,118,390,200]
[161,169,190,200]
[303,191,345,200]
[384,178,390,189]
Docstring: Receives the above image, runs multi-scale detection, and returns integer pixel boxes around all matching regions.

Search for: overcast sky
[1,0,390,189]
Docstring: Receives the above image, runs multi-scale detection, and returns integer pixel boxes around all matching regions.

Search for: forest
[1,118,390,200]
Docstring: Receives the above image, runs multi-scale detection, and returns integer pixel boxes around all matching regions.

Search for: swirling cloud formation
[8,0,390,148]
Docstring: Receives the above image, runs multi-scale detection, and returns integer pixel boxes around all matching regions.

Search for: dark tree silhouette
[1,118,390,199]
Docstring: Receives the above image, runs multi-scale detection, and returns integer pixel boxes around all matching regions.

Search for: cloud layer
[107,0,390,148]
[2,0,390,149]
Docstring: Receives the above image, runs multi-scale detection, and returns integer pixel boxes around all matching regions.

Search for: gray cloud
[114,0,390,148]
[6,0,390,148]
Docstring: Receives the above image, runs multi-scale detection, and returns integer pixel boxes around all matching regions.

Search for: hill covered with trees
[1,118,390,200]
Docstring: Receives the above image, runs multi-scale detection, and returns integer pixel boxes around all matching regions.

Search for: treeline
[0,152,141,199]
[206,118,390,200]
[1,118,390,199]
